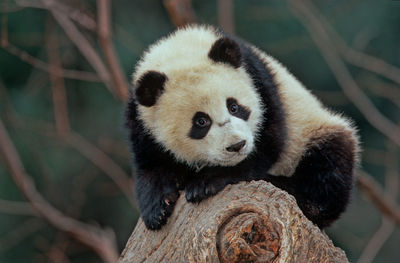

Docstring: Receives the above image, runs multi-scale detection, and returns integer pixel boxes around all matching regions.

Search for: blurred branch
[362,147,386,166]
[0,199,36,215]
[16,0,129,101]
[218,0,234,34]
[357,218,395,263]
[46,246,72,263]
[357,74,400,108]
[352,27,376,51]
[115,23,145,55]
[15,0,96,31]
[303,4,400,86]
[97,0,129,101]
[1,12,7,46]
[357,144,398,263]
[0,16,100,82]
[65,132,136,208]
[288,0,400,147]
[97,136,131,160]
[163,0,196,27]
[48,8,113,88]
[356,170,400,226]
[0,3,25,13]
[0,84,135,208]
[43,170,97,263]
[0,218,45,253]
[0,119,119,263]
[339,44,400,86]
[46,20,71,136]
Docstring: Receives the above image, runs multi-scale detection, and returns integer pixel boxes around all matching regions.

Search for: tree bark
[119,181,348,263]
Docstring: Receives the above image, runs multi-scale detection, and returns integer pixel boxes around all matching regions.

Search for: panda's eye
[227,98,251,121]
[189,112,212,139]
[229,103,239,114]
[196,117,210,127]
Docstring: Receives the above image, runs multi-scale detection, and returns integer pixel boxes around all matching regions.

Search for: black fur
[226,140,246,152]
[125,97,187,229]
[227,98,250,121]
[208,37,241,68]
[188,112,213,140]
[234,35,287,170]
[135,71,167,107]
[264,130,356,228]
[126,34,355,230]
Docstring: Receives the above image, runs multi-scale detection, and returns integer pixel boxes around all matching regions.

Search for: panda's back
[251,47,355,177]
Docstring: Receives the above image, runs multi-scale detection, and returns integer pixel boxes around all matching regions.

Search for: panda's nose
[226,140,246,152]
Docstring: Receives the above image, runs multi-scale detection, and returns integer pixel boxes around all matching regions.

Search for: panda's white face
[133,25,263,168]
[137,64,263,168]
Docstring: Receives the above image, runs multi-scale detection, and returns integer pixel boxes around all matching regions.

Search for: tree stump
[119,181,348,262]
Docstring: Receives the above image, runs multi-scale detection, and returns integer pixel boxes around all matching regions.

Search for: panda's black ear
[135,71,167,107]
[208,37,241,68]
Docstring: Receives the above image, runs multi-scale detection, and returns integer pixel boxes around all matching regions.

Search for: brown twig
[45,4,115,91]
[1,9,100,82]
[0,3,26,13]
[0,199,36,215]
[15,0,129,101]
[15,0,96,31]
[46,245,72,263]
[352,27,376,51]
[46,20,71,136]
[163,0,196,27]
[97,0,129,101]
[218,0,235,34]
[0,86,135,208]
[44,170,97,263]
[65,131,136,207]
[288,0,400,147]
[339,46,400,86]
[1,12,8,47]
[97,136,131,160]
[302,2,400,86]
[362,147,386,166]
[115,23,145,55]
[0,218,45,253]
[0,119,119,263]
[2,42,101,82]
[356,170,400,226]
[357,143,398,263]
[357,218,395,263]
[357,74,400,108]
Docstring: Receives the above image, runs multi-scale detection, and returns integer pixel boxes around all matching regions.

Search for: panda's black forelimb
[184,166,245,203]
[134,168,180,230]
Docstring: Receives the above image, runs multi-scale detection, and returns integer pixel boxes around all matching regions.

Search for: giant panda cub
[125,25,359,230]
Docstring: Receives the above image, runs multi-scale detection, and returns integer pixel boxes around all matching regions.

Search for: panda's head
[132,26,263,168]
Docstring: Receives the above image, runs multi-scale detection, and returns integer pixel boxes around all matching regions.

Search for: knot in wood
[217,211,280,263]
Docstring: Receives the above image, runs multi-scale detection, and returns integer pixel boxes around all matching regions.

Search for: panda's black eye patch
[189,112,212,140]
[227,98,251,121]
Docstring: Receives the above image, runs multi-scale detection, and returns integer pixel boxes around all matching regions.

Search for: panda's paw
[141,191,179,230]
[185,180,220,203]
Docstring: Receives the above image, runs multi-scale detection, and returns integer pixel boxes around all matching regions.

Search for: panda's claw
[185,180,220,203]
[141,190,179,230]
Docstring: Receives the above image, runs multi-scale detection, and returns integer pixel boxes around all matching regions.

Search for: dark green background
[1,0,399,262]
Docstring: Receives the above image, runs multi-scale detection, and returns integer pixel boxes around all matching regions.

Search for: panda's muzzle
[226,140,246,152]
